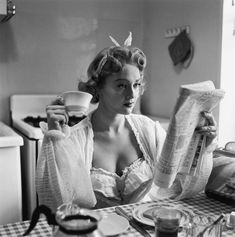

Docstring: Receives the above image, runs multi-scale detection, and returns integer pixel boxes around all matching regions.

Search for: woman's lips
[123,101,134,107]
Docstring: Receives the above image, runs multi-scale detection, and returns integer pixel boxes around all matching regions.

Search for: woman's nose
[125,85,134,99]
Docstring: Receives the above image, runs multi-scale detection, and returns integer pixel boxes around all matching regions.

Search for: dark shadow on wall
[0,21,18,63]
[0,23,8,63]
[5,21,19,62]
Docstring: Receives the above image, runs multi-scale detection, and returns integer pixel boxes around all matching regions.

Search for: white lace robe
[36,113,213,212]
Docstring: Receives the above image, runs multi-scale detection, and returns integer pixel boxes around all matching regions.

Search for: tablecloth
[0,193,234,236]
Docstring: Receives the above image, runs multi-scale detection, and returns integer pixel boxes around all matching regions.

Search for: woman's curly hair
[78,46,147,103]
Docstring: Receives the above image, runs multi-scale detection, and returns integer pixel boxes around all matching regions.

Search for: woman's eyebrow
[115,77,142,82]
[136,78,143,82]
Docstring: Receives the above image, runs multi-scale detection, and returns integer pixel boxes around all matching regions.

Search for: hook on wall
[165,25,190,38]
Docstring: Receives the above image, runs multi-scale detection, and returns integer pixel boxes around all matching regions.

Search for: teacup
[62,91,92,116]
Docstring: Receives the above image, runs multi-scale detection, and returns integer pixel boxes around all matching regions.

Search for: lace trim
[91,167,122,179]
[122,157,145,176]
[91,157,144,179]
[125,115,153,169]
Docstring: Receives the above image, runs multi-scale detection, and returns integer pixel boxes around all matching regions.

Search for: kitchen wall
[0,0,145,123]
[141,0,223,119]
[0,0,232,145]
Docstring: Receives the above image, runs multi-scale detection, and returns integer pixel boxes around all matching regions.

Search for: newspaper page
[154,80,225,189]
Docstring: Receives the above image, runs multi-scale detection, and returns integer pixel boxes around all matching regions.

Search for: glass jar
[53,203,105,237]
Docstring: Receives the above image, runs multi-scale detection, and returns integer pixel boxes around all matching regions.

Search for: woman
[36,33,217,211]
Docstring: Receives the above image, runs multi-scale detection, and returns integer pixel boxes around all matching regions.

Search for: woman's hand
[195,111,217,147]
[46,96,69,131]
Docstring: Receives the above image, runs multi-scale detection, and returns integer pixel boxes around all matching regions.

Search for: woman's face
[98,64,142,115]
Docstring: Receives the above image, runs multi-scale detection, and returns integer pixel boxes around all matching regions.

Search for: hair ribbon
[109,32,132,47]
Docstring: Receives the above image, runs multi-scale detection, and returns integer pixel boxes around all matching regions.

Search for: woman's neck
[91,107,126,134]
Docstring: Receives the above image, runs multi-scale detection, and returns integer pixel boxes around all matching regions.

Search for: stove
[10,95,57,220]
[23,116,47,128]
[23,115,85,128]
[10,94,88,220]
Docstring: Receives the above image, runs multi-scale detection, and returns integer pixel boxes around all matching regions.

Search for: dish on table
[98,213,129,236]
[132,203,194,227]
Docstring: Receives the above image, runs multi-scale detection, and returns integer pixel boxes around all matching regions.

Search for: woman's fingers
[195,111,218,148]
[50,96,65,106]
[202,111,217,126]
[46,105,69,130]
[46,105,65,111]
[194,111,218,145]
[196,125,216,132]
[196,126,217,138]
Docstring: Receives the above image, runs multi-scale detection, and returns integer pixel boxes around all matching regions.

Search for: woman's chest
[92,130,142,175]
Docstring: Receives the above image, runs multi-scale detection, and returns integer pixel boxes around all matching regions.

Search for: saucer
[132,203,193,227]
[98,213,129,236]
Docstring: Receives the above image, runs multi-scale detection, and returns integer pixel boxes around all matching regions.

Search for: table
[0,193,235,236]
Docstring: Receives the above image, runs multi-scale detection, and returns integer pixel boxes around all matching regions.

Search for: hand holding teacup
[46,91,92,131]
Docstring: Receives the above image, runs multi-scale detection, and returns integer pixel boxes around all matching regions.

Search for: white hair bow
[109,32,132,47]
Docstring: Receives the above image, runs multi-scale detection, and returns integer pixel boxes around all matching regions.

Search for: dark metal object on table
[115,206,151,237]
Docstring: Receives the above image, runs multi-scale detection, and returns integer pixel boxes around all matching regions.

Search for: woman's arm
[36,100,96,212]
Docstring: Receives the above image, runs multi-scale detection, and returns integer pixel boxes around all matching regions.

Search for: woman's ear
[139,79,146,96]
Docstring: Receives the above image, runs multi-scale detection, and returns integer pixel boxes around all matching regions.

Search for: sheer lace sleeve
[36,121,96,212]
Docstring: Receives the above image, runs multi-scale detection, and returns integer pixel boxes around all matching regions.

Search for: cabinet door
[0,0,7,16]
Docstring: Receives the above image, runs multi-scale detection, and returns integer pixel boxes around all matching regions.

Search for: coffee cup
[62,91,92,116]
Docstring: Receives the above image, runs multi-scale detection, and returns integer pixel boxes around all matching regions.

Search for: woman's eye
[134,83,141,88]
[117,84,126,89]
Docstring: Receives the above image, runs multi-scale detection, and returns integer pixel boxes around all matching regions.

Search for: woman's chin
[122,107,134,114]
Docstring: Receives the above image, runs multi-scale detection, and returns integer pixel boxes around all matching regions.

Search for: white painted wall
[141,0,223,120]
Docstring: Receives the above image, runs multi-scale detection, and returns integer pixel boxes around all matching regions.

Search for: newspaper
[154,80,225,189]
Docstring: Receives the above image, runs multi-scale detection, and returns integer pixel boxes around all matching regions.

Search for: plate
[132,203,193,227]
[98,213,129,236]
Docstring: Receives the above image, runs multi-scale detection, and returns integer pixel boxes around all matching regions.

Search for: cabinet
[0,121,23,225]
[0,0,7,21]
[0,0,15,23]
